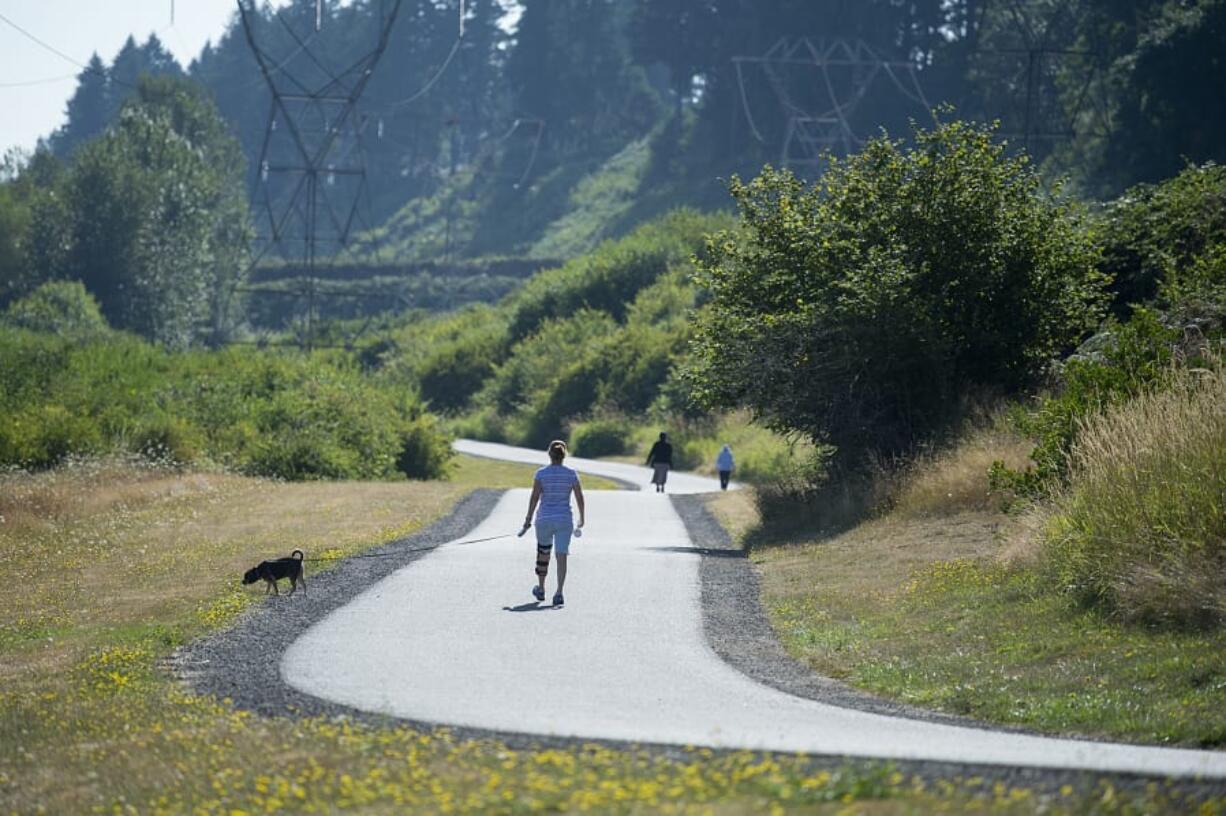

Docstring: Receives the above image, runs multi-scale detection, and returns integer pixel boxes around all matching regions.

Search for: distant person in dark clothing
[716,444,734,490]
[646,432,673,493]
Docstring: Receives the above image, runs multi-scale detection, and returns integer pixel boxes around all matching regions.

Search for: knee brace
[535,544,551,577]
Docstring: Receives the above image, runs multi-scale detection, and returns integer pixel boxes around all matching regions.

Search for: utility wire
[0,9,142,90]
[0,72,77,88]
[0,9,90,70]
[373,0,465,112]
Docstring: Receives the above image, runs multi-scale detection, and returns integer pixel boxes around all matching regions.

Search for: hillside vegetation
[0,284,451,481]
[689,153,1226,743]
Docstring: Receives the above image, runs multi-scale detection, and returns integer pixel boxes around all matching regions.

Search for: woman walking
[716,444,734,490]
[522,440,585,606]
[646,432,673,493]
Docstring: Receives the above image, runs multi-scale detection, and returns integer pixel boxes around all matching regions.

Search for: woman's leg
[534,523,552,591]
[556,554,567,593]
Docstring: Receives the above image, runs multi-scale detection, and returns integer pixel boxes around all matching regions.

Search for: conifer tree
[50,55,111,158]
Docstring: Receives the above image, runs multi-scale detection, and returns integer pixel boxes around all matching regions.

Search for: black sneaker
[532,585,545,601]
[552,592,564,606]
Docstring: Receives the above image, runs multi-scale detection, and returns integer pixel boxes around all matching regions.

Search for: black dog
[242,550,307,596]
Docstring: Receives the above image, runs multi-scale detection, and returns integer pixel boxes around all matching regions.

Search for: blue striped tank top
[534,464,579,523]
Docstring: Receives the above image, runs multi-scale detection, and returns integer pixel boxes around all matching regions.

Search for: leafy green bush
[687,120,1108,469]
[379,212,722,444]
[505,209,726,342]
[1041,364,1226,627]
[396,413,454,479]
[447,405,508,444]
[570,417,630,457]
[0,404,102,469]
[417,334,504,414]
[0,328,452,480]
[989,306,1219,497]
[128,414,204,465]
[384,305,510,415]
[1099,162,1226,311]
[1,281,110,338]
[475,309,618,441]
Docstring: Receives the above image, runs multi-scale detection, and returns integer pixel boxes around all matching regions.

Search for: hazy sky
[0,0,266,155]
[0,1,519,158]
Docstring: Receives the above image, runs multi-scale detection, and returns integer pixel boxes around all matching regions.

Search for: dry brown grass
[888,423,1032,518]
[711,486,1004,624]
[1042,363,1226,625]
[0,453,570,685]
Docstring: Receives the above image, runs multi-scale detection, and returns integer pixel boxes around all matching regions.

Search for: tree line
[28,0,1226,211]
[2,0,1222,345]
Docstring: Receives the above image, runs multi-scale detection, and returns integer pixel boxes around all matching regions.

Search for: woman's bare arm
[573,481,585,528]
[524,480,542,529]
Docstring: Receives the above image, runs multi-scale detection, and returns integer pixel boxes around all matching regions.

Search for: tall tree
[507,0,656,151]
[50,55,111,158]
[0,149,71,303]
[1097,0,1226,189]
[61,76,249,346]
[106,35,183,123]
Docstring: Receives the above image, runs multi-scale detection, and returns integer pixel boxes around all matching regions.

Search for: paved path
[282,442,1226,779]
[453,438,729,494]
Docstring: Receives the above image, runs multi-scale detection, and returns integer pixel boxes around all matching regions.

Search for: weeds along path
[275,441,1226,780]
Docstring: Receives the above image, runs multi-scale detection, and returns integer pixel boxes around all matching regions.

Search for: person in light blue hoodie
[716,444,734,490]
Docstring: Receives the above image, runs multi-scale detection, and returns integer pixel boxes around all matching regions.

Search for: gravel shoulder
[669,495,1057,732]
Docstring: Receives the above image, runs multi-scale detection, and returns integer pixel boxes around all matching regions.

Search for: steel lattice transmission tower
[733,37,935,177]
[237,0,402,350]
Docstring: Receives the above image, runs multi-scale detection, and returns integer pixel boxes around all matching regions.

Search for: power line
[372,0,466,112]
[0,72,77,88]
[732,37,937,176]
[0,9,145,91]
[0,9,90,70]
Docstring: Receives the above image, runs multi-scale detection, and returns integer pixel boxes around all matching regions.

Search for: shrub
[0,330,452,481]
[688,120,1107,469]
[128,415,204,465]
[244,431,348,481]
[1099,162,1226,311]
[392,305,510,414]
[395,414,453,479]
[0,404,102,469]
[1041,364,1226,627]
[505,209,726,342]
[570,417,630,457]
[417,335,503,414]
[448,405,508,443]
[989,306,1214,497]
[475,309,617,429]
[1,281,110,338]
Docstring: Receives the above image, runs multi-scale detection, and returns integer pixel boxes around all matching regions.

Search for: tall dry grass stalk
[1043,362,1225,626]
[890,422,1033,518]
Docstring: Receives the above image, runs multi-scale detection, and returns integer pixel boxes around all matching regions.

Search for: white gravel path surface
[281,442,1226,779]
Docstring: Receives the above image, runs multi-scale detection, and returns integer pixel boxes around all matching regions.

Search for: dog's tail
[291,549,304,561]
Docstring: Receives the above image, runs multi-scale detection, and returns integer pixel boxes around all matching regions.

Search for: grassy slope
[3,457,1208,813]
[364,116,726,267]
[709,424,1226,748]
